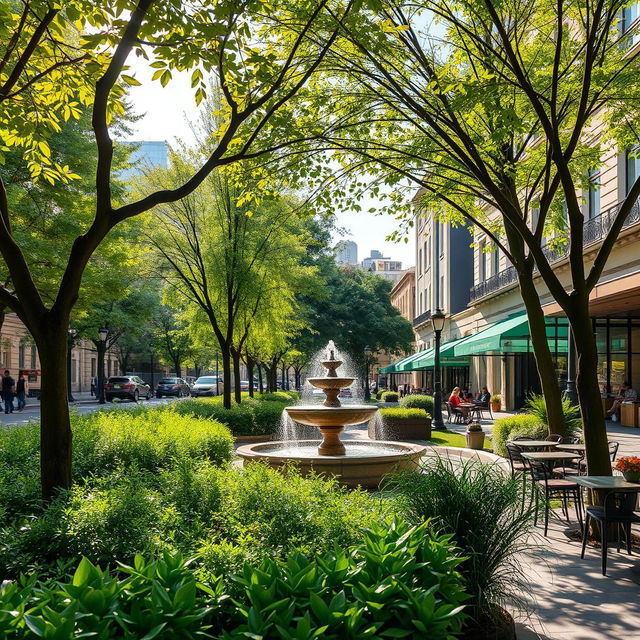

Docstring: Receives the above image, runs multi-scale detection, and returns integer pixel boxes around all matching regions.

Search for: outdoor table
[557,443,586,453]
[521,451,582,474]
[459,402,481,422]
[507,440,558,450]
[573,476,640,491]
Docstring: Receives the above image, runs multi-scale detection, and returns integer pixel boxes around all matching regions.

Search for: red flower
[615,456,640,473]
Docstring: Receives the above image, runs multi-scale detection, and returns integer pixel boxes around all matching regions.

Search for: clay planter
[369,416,432,441]
[490,401,501,413]
[465,423,485,450]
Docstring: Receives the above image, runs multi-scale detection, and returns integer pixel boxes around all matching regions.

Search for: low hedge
[379,407,429,420]
[172,396,292,436]
[382,391,399,402]
[259,390,299,402]
[399,394,434,414]
[0,518,467,639]
[492,414,546,456]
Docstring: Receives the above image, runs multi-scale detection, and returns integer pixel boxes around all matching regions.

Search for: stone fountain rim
[285,404,376,412]
[236,439,427,463]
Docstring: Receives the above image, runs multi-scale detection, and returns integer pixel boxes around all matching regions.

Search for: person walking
[1,370,15,414]
[16,373,27,411]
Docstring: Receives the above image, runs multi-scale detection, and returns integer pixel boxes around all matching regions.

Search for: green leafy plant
[489,394,502,404]
[375,388,387,400]
[386,457,540,629]
[399,394,434,415]
[491,414,546,456]
[379,407,429,420]
[381,391,399,402]
[524,393,582,433]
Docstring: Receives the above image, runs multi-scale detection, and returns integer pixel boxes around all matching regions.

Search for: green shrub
[491,414,546,456]
[387,457,539,628]
[375,388,387,400]
[259,390,298,402]
[172,397,289,435]
[379,407,429,420]
[524,393,582,433]
[381,391,399,402]
[400,393,434,414]
[0,520,467,640]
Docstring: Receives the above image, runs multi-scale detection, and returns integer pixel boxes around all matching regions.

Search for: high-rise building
[361,249,385,271]
[361,250,404,282]
[334,239,358,265]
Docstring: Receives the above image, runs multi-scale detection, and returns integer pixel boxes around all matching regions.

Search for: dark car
[104,376,151,402]
[156,377,190,398]
[191,376,221,397]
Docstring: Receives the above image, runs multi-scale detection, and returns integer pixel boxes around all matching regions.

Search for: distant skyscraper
[120,141,169,180]
[362,249,388,271]
[335,239,358,265]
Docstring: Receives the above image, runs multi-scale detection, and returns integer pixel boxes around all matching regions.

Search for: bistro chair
[581,491,640,575]
[609,441,619,462]
[505,442,528,475]
[527,458,583,537]
[473,400,493,420]
[545,434,563,442]
[445,401,465,424]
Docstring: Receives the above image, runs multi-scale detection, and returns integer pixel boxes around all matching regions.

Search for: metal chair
[545,433,563,442]
[505,442,528,476]
[581,491,640,575]
[527,458,583,537]
[445,401,464,424]
[609,441,619,462]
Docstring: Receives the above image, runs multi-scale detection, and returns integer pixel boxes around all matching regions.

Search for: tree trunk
[517,266,567,436]
[232,349,242,403]
[281,362,286,390]
[36,328,73,500]
[247,357,255,398]
[570,304,611,475]
[220,344,232,409]
[172,357,182,378]
[257,363,264,393]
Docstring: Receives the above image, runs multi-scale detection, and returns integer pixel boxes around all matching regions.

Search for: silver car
[190,376,221,397]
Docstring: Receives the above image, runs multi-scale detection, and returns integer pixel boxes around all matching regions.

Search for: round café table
[507,440,558,450]
[459,402,481,422]
[557,443,586,453]
[520,450,583,474]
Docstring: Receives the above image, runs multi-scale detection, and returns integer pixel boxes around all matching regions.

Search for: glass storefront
[593,317,640,393]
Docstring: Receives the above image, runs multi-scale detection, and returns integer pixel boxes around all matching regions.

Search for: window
[422,240,427,271]
[91,358,96,377]
[419,292,423,313]
[437,222,444,255]
[492,244,500,275]
[588,168,601,219]
[30,345,37,369]
[440,275,445,308]
[71,358,78,383]
[626,148,640,195]
[18,344,25,369]
[479,241,486,281]
[427,285,431,311]
[418,248,422,274]
[622,2,640,40]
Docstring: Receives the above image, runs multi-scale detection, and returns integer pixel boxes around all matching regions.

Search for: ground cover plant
[386,457,540,632]
[0,518,467,639]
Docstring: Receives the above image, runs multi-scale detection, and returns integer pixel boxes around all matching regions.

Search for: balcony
[469,200,640,303]
[413,309,432,328]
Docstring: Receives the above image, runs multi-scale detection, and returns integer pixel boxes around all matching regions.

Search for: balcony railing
[413,309,432,328]
[469,200,640,302]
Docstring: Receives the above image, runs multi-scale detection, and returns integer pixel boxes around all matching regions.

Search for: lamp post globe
[430,309,446,431]
[364,345,372,401]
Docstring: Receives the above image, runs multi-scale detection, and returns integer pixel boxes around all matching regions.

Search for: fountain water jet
[236,344,426,488]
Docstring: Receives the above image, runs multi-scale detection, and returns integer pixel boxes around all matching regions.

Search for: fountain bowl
[285,404,376,427]
[236,440,427,488]
[306,377,355,390]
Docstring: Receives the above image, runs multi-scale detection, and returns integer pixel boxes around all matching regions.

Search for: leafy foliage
[381,391,399,402]
[399,394,434,415]
[524,393,582,433]
[379,407,429,420]
[490,415,547,457]
[386,457,540,624]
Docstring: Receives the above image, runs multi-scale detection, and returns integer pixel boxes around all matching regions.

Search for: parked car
[104,376,152,402]
[191,376,221,397]
[240,380,259,391]
[156,377,191,398]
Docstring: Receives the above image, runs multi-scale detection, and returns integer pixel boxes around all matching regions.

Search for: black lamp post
[97,327,109,405]
[431,308,446,430]
[67,328,77,402]
[364,345,372,401]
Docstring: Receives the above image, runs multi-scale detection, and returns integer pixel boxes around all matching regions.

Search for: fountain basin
[286,404,377,427]
[236,440,427,488]
[305,377,355,390]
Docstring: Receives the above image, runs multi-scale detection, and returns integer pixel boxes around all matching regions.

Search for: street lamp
[97,327,109,405]
[431,308,446,430]
[364,345,372,401]
[67,328,77,402]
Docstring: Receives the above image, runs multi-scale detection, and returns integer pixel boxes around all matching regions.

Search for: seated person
[448,387,462,408]
[606,381,638,418]
[463,390,474,401]
[476,386,491,405]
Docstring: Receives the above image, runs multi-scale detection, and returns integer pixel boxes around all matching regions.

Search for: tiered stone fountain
[236,348,426,488]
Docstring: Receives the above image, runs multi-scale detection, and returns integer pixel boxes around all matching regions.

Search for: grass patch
[428,430,468,448]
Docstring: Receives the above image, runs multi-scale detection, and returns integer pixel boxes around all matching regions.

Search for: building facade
[334,239,358,266]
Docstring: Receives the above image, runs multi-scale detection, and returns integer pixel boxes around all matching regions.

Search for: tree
[0,0,351,498]
[151,305,197,378]
[310,0,640,474]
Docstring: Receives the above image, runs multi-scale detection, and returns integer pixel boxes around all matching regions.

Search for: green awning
[410,336,472,369]
[397,349,432,371]
[454,314,568,356]
[379,351,422,374]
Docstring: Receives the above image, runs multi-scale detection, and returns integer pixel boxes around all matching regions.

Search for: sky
[124,60,416,268]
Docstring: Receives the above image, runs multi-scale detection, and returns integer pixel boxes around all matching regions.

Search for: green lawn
[427,430,468,448]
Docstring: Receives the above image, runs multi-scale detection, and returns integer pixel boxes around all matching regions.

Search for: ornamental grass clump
[524,393,582,433]
[386,456,540,629]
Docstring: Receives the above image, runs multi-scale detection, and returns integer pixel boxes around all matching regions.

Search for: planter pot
[463,606,516,640]
[465,428,485,450]
[490,401,501,413]
[622,470,640,483]
[371,416,432,441]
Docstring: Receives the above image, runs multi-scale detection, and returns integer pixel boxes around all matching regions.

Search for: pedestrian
[90,376,97,397]
[1,370,15,414]
[16,372,27,411]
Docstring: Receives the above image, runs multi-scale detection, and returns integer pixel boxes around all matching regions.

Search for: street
[0,393,179,427]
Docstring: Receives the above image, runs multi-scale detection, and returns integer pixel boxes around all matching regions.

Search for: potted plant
[372,407,431,440]
[465,421,485,450]
[615,456,640,482]
[490,394,502,413]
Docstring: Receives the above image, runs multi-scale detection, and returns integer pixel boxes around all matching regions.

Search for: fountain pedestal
[318,426,345,456]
